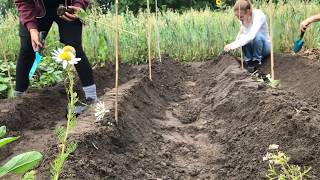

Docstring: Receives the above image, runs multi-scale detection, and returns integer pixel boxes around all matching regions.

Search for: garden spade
[29,31,47,80]
[293,31,305,53]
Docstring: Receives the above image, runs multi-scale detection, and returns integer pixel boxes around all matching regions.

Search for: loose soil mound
[1,54,320,180]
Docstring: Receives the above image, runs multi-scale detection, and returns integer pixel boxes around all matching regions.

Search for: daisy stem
[52,67,76,180]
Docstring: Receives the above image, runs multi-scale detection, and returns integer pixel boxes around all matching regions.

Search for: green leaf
[22,170,37,180]
[77,8,88,23]
[0,84,7,92]
[271,80,281,89]
[0,151,43,177]
[55,126,66,144]
[7,88,14,98]
[66,142,77,155]
[0,126,6,138]
[0,136,19,148]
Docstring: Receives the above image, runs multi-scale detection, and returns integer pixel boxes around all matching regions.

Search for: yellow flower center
[58,51,72,61]
[63,45,76,55]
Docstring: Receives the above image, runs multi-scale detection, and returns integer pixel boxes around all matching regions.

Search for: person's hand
[300,19,311,32]
[224,44,232,52]
[29,29,43,52]
[60,6,81,21]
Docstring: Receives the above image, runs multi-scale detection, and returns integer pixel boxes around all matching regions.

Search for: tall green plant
[50,46,80,180]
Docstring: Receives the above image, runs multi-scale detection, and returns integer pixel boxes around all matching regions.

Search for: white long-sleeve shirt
[230,9,270,50]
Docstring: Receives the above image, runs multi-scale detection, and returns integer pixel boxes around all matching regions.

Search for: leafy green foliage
[263,145,313,179]
[0,126,6,138]
[0,0,14,15]
[257,74,281,89]
[55,126,66,144]
[22,170,37,180]
[0,125,19,149]
[0,151,43,177]
[30,57,64,88]
[0,136,19,148]
[0,126,43,178]
[0,63,15,98]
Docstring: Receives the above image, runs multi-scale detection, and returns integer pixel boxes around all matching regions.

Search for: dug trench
[1,53,320,180]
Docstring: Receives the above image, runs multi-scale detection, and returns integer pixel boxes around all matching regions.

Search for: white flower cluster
[94,101,110,121]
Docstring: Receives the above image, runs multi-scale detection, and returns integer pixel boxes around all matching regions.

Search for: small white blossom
[95,101,110,121]
[263,152,273,161]
[268,144,279,150]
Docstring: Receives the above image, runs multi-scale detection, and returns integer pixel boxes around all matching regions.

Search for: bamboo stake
[155,0,162,62]
[115,0,119,124]
[269,0,275,81]
[146,0,152,80]
[240,47,243,69]
[239,4,244,69]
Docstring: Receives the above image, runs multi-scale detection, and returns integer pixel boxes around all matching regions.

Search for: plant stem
[114,0,119,125]
[53,68,75,180]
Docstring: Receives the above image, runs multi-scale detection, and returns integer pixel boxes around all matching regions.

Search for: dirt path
[1,54,320,180]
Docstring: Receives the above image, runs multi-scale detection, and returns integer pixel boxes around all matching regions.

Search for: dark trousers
[16,8,94,92]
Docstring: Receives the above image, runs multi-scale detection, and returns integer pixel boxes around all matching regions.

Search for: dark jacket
[14,0,90,31]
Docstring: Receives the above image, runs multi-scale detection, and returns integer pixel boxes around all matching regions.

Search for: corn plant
[0,126,43,179]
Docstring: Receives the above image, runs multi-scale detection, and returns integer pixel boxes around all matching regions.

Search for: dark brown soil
[1,53,320,180]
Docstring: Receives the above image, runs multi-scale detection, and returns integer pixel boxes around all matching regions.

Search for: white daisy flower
[63,45,76,55]
[52,47,81,69]
[95,101,110,121]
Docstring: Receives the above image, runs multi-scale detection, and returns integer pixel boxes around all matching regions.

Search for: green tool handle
[35,31,47,52]
[300,31,305,39]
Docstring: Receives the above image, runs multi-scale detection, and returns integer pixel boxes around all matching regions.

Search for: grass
[0,0,319,97]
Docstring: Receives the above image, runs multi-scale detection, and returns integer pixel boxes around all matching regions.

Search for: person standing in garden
[300,14,320,32]
[224,0,270,73]
[13,0,97,115]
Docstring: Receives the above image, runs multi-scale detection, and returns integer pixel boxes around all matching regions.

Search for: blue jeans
[242,32,271,65]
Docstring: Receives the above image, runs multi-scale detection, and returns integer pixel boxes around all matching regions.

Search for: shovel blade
[28,52,43,80]
[293,39,304,53]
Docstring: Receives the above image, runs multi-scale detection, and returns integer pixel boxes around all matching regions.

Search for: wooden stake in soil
[115,0,120,124]
[155,0,162,62]
[269,0,275,81]
[240,47,244,69]
[239,4,244,69]
[146,0,152,80]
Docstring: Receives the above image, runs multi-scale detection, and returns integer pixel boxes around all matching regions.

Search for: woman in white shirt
[224,0,270,73]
